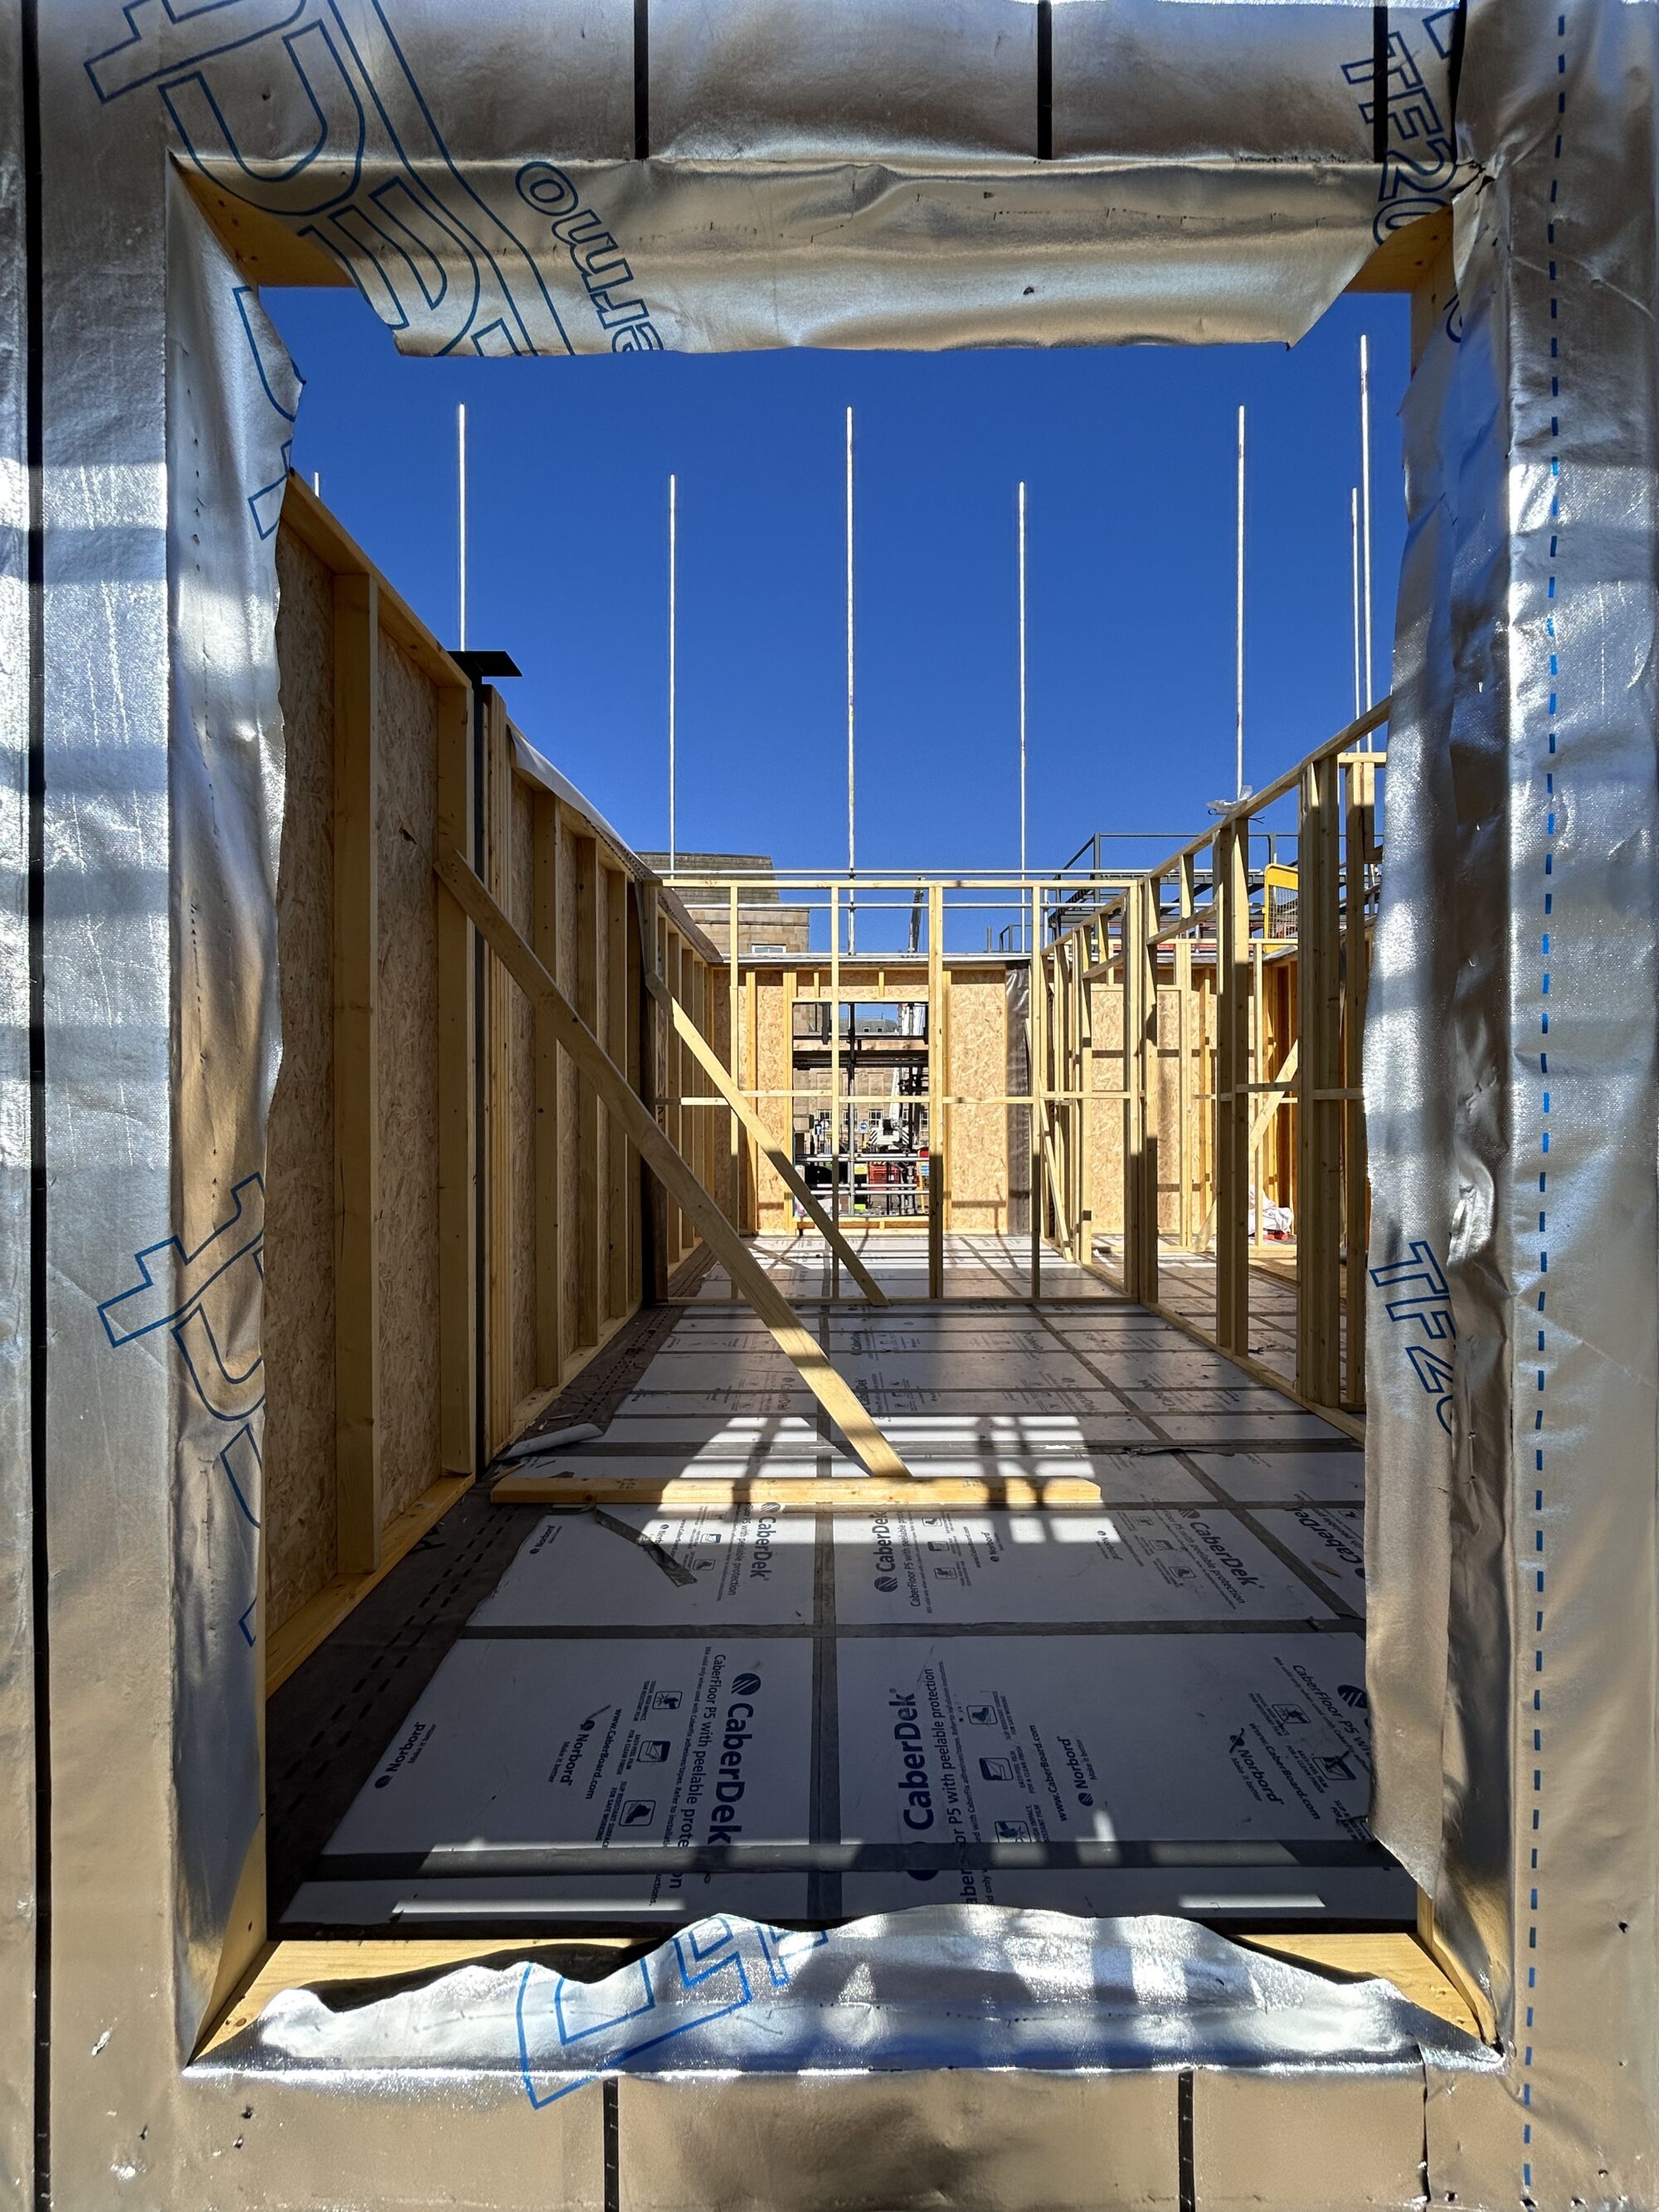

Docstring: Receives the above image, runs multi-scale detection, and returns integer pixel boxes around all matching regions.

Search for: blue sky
[267,287,1407,888]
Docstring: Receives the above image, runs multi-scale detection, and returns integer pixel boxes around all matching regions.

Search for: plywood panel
[946,969,1007,1231]
[374,632,441,1523]
[265,527,338,1630]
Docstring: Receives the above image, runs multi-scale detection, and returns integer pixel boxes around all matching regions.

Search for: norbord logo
[374,1719,435,1788]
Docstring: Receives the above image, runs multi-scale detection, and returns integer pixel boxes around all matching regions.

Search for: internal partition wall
[669,720,1382,1423]
[265,481,736,1685]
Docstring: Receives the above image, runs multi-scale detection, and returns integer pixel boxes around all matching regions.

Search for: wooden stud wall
[263,478,729,1685]
[268,473,1386,1687]
[1038,706,1389,1422]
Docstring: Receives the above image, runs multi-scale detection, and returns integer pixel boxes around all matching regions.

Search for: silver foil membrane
[0,0,34,2196]
[10,1,1657,2205]
[1366,2,1659,2200]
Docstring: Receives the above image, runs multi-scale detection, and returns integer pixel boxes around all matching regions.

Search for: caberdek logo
[708,1673,764,1840]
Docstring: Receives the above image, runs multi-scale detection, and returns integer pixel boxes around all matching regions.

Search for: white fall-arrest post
[1019,479,1029,942]
[1360,333,1375,724]
[668,471,677,873]
[845,403,856,954]
[457,401,468,650]
[1235,403,1246,804]
[1350,485,1364,722]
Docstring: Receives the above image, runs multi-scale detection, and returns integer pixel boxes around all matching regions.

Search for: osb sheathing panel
[670,941,693,1261]
[557,814,581,1356]
[1189,970,1219,1231]
[740,972,759,1231]
[708,971,737,1223]
[1259,957,1297,1210]
[265,527,337,1631]
[755,971,790,1229]
[946,970,1007,1231]
[1155,985,1185,1238]
[375,631,441,1525]
[1090,979,1126,1236]
[672,940,693,1257]
[750,962,1014,1232]
[509,780,538,1408]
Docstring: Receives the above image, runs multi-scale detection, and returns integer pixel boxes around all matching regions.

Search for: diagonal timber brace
[435,850,912,1480]
[639,964,888,1308]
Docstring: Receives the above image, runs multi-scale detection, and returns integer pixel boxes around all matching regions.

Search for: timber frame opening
[264,460,1389,1689]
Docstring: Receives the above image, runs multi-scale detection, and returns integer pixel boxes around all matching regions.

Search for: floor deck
[274,1236,1401,1937]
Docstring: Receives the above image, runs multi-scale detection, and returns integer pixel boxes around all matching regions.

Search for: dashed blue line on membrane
[1528,17,1569,2188]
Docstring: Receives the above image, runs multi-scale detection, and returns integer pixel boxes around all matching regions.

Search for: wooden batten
[483,690,515,1456]
[532,790,565,1391]
[1297,752,1344,1407]
[331,569,382,1575]
[435,681,476,1477]
[606,868,630,1320]
[1214,821,1252,1356]
[927,883,944,1298]
[1344,758,1377,1411]
[573,834,602,1349]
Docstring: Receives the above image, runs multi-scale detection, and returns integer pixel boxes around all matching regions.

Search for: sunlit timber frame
[655,698,1385,1432]
[269,470,1389,1698]
[1037,698,1389,1427]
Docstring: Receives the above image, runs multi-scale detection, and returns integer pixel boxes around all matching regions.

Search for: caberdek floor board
[283,1283,1396,1934]
[635,1349,1108,1392]
[600,1412,1165,1451]
[1186,1450,1367,1505]
[288,1621,1406,1928]
[467,1506,1337,1633]
[285,1282,1407,1937]
[693,1232,1119,1305]
[1252,1507,1367,1609]
[496,1456,1365,1509]
[507,1451,1219,1503]
[472,1508,819,1629]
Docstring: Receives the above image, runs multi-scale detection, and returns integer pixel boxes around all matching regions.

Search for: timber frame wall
[264,471,1385,1685]
[264,478,731,1686]
[1034,704,1387,1418]
[669,702,1386,1424]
